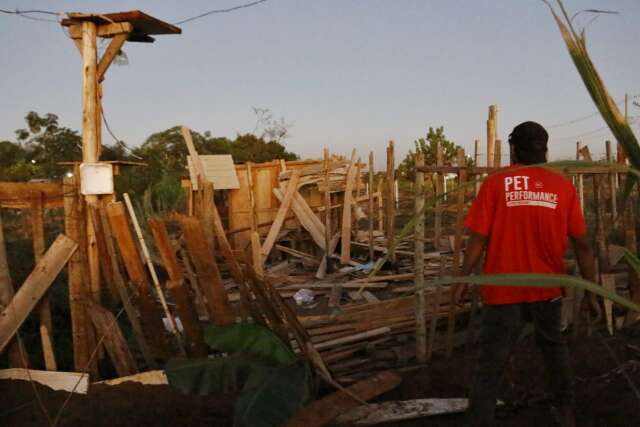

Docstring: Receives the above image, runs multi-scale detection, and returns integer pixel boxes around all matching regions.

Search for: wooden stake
[414,152,426,363]
[486,105,497,168]
[473,139,480,195]
[377,178,384,231]
[320,148,332,278]
[576,141,584,212]
[386,142,396,263]
[262,170,301,260]
[0,235,77,353]
[368,151,375,261]
[494,139,501,168]
[434,141,444,251]
[605,140,617,219]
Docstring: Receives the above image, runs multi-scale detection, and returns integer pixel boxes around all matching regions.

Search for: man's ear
[509,143,517,164]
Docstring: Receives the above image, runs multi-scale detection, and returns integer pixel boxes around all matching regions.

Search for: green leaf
[204,323,297,366]
[429,273,640,312]
[623,248,640,277]
[234,363,311,427]
[164,356,272,396]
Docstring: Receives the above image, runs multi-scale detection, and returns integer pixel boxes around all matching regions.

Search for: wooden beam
[340,150,358,264]
[434,140,443,251]
[68,22,134,39]
[261,170,301,260]
[88,302,138,376]
[605,140,618,219]
[386,142,396,262]
[0,234,77,353]
[368,151,375,261]
[273,188,326,250]
[414,152,426,363]
[97,33,129,81]
[178,215,235,325]
[0,369,88,394]
[148,218,207,356]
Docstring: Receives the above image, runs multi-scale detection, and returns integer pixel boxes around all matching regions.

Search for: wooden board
[88,302,138,377]
[187,154,240,190]
[97,370,168,386]
[0,182,63,209]
[0,235,77,353]
[0,368,89,394]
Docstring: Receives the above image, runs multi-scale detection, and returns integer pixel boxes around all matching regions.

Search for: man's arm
[461,230,487,276]
[570,235,596,282]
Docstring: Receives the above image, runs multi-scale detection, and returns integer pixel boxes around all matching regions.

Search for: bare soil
[2,327,639,427]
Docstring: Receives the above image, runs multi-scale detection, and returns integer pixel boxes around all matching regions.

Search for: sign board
[80,163,114,195]
[187,154,240,190]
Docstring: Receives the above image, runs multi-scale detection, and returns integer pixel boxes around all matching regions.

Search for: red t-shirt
[464,165,586,305]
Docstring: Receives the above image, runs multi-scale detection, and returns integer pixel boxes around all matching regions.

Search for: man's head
[508,121,548,165]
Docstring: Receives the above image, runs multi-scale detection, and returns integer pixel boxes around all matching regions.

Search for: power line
[0,8,61,23]
[549,94,640,128]
[174,0,269,25]
[101,110,143,160]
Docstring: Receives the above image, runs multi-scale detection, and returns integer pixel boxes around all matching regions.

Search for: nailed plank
[340,150,358,264]
[286,371,402,427]
[0,369,89,394]
[178,215,235,325]
[148,218,207,356]
[88,302,138,377]
[0,234,77,353]
[261,170,302,259]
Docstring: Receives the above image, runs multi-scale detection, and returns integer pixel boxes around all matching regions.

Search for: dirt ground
[2,327,640,427]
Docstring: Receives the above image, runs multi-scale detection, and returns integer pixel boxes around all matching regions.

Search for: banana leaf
[429,273,640,312]
[204,323,296,366]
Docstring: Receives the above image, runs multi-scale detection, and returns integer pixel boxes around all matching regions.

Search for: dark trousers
[468,299,574,427]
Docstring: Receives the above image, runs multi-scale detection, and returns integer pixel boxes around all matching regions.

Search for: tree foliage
[398,126,469,181]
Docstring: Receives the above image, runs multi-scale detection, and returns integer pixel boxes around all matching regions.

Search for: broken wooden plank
[274,188,326,250]
[286,371,402,427]
[336,398,469,425]
[88,302,138,377]
[97,370,168,386]
[178,215,235,325]
[0,234,77,353]
[261,169,302,260]
[0,368,89,394]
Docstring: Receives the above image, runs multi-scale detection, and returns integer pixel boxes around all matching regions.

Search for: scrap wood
[0,234,77,353]
[0,369,89,394]
[336,398,469,425]
[261,169,302,261]
[286,371,402,427]
[96,370,168,386]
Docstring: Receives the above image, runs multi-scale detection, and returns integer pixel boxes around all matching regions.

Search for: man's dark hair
[508,121,548,165]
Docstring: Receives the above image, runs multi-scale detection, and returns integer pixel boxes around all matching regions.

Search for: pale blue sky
[1,0,639,167]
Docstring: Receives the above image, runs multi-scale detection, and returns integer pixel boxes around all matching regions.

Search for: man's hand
[455,231,487,301]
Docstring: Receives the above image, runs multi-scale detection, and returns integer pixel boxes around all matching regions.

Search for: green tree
[398,126,469,181]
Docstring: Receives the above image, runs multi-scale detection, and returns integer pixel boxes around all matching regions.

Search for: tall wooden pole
[414,151,426,363]
[324,148,332,266]
[494,139,502,168]
[368,151,375,261]
[386,141,396,263]
[605,140,617,219]
[473,139,480,195]
[487,105,497,168]
[434,141,443,250]
[576,141,584,212]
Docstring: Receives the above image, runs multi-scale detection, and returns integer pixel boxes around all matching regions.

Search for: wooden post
[605,140,617,219]
[473,139,480,195]
[262,170,302,261]
[341,150,358,264]
[414,152,426,363]
[368,151,375,261]
[64,175,95,373]
[434,141,444,251]
[376,178,384,231]
[386,142,396,263]
[494,139,502,168]
[28,192,57,371]
[445,148,467,359]
[324,148,332,268]
[576,142,584,212]
[486,105,497,168]
[0,212,27,368]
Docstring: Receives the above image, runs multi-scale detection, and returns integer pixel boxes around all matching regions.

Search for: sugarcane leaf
[204,322,297,366]
[429,273,640,312]
[623,248,640,277]
[234,362,311,427]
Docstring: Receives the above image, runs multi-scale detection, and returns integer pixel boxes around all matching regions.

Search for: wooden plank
[323,148,333,276]
[0,235,77,353]
[414,152,426,363]
[336,398,469,425]
[0,182,63,209]
[97,370,168,386]
[30,191,57,371]
[251,231,264,276]
[97,32,129,81]
[148,218,207,357]
[68,21,134,39]
[187,154,240,190]
[341,150,358,264]
[88,302,138,376]
[0,212,27,368]
[105,202,171,360]
[96,205,156,369]
[178,215,235,325]
[273,188,326,250]
[601,274,617,335]
[286,371,402,427]
[368,151,375,261]
[434,141,443,251]
[261,170,302,260]
[605,140,618,219]
[0,369,89,394]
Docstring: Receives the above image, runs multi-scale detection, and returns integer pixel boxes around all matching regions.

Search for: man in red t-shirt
[461,121,595,427]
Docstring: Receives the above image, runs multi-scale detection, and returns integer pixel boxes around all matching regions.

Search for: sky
[1,0,640,168]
